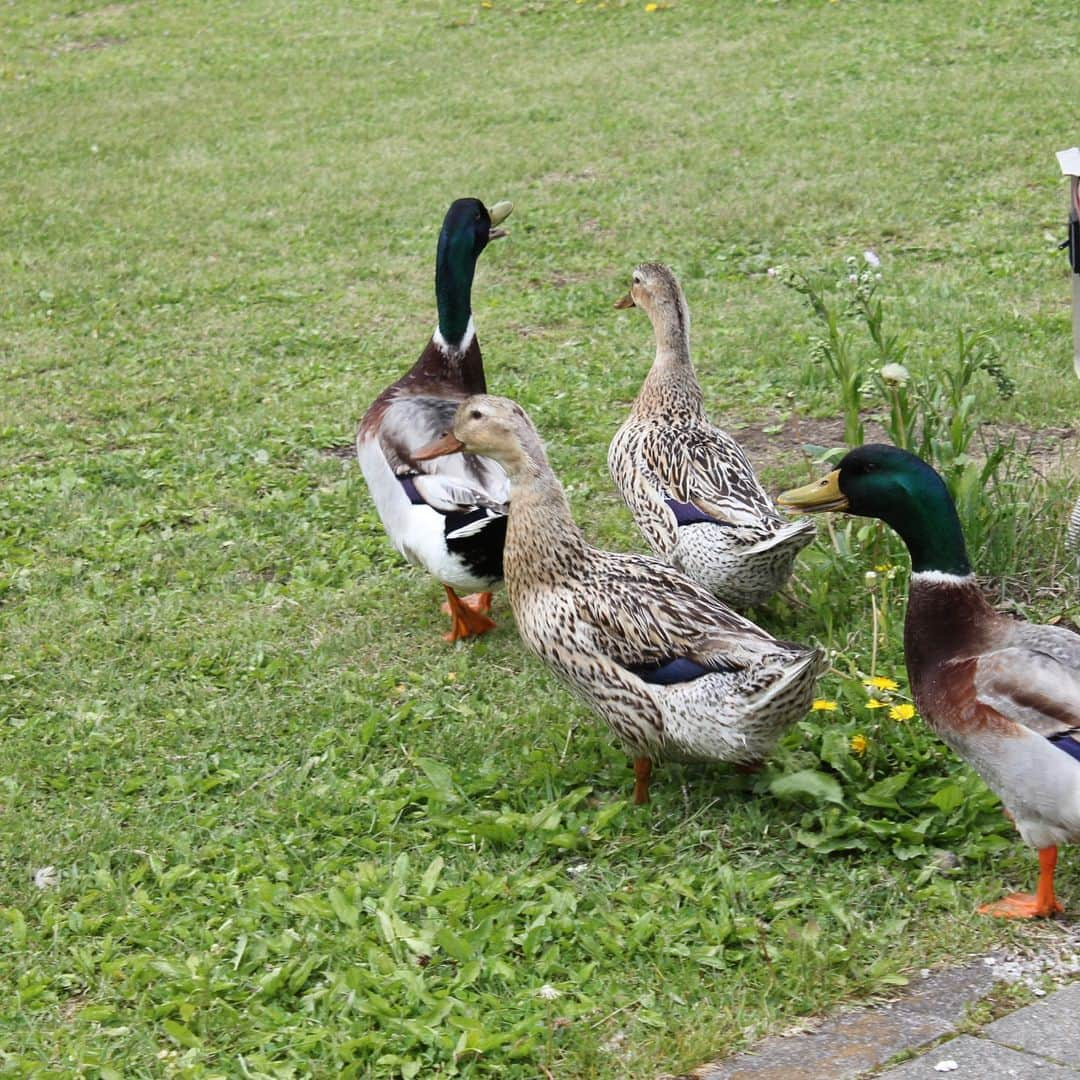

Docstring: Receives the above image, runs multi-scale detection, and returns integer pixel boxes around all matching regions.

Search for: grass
[1,0,1079,1076]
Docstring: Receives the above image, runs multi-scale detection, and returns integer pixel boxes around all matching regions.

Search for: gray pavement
[879,982,1080,1077]
[688,959,1080,1080]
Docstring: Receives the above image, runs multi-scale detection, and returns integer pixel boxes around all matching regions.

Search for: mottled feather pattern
[502,463,823,764]
[609,263,814,608]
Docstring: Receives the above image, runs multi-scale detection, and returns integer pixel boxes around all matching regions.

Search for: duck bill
[777,470,849,513]
[488,200,513,239]
[414,433,466,461]
[613,292,635,309]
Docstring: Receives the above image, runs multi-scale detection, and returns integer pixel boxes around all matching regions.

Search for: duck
[416,395,826,803]
[779,444,1080,918]
[608,262,815,610]
[356,197,513,642]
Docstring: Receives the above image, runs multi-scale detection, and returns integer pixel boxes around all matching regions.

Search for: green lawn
[2,1,1079,1077]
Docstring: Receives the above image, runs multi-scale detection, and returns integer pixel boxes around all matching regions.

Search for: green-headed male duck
[780,444,1080,918]
[357,197,513,642]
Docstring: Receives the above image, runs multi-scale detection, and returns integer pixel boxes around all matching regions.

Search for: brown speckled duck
[417,395,825,803]
[781,444,1080,918]
[356,198,513,642]
[609,263,815,609]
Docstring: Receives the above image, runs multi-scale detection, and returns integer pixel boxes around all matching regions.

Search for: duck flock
[358,197,1080,921]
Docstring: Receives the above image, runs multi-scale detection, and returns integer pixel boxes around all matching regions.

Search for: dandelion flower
[864,570,879,588]
[889,704,916,722]
[645,1,659,8]
[879,363,910,386]
[538,984,562,1000]
[874,563,893,573]
[850,734,869,755]
[812,699,838,711]
[863,675,899,692]
[865,698,888,710]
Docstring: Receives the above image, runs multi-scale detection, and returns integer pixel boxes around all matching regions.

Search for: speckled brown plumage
[610,263,815,609]
[418,395,826,799]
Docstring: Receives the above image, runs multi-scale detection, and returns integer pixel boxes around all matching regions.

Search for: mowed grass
[2,1,1079,1077]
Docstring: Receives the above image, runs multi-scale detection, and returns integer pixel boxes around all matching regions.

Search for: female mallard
[417,395,825,803]
[780,445,1080,918]
[609,263,815,609]
[357,197,513,642]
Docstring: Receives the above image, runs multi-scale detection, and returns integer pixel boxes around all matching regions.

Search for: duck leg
[441,586,496,642]
[632,757,652,805]
[979,846,1064,919]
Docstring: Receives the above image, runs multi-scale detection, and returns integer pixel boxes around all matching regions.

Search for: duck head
[435,198,513,349]
[414,394,547,479]
[778,444,972,575]
[614,262,691,359]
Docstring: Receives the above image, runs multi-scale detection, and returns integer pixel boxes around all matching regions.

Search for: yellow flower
[645,1,659,8]
[850,734,868,754]
[811,699,838,711]
[863,676,899,692]
[865,698,888,709]
[889,703,916,722]
[874,564,893,573]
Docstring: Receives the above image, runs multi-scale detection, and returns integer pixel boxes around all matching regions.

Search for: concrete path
[687,936,1080,1080]
[879,982,1080,1077]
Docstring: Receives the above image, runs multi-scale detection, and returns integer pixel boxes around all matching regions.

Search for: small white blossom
[766,266,778,277]
[864,571,878,588]
[879,362,910,386]
[33,866,58,889]
[537,984,561,1000]
[863,250,881,267]
[848,273,859,283]
[567,862,589,876]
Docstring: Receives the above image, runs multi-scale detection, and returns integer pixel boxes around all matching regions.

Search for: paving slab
[689,961,1000,1080]
[983,982,1080,1069]
[875,1033,1080,1078]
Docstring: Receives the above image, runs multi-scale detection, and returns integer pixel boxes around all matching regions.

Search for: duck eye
[470,409,483,420]
[633,275,643,285]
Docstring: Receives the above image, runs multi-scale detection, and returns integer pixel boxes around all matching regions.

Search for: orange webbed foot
[978,847,1062,919]
[441,588,496,642]
[978,892,1063,919]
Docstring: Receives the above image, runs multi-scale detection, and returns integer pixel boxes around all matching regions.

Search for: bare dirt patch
[726,412,1078,479]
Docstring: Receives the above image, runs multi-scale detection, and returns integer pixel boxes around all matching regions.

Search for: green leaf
[435,927,474,962]
[163,1019,202,1048]
[771,770,845,806]
[929,783,965,813]
[857,771,913,810]
[328,887,359,928]
[416,757,455,798]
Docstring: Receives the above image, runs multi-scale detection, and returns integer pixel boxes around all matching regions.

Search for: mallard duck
[779,444,1080,918]
[609,263,815,610]
[416,395,825,803]
[356,197,513,642]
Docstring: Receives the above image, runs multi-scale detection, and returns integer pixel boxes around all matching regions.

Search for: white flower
[863,250,881,267]
[567,862,589,876]
[879,362,910,386]
[537,984,561,1000]
[864,571,878,588]
[766,267,778,277]
[848,273,859,283]
[33,866,58,889]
